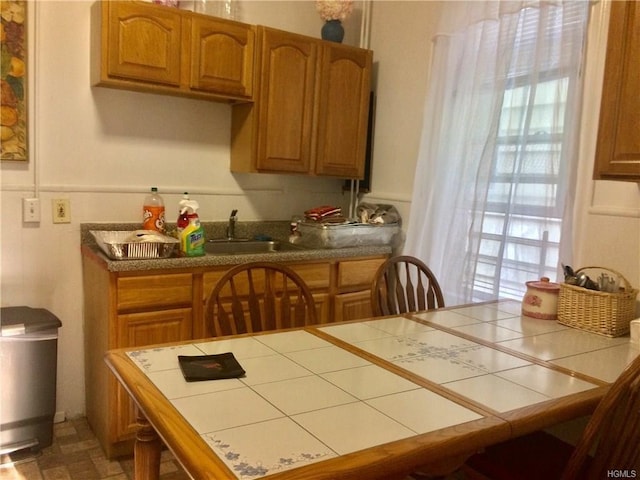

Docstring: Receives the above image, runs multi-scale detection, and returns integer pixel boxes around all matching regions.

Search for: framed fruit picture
[1,0,27,161]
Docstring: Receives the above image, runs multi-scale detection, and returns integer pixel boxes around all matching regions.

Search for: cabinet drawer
[202,263,331,301]
[117,274,192,311]
[336,258,386,290]
[287,263,331,290]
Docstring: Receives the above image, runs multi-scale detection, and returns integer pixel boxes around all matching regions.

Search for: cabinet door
[315,44,372,178]
[189,16,255,98]
[334,290,374,322]
[115,308,193,439]
[255,27,318,173]
[594,1,640,180]
[106,1,182,86]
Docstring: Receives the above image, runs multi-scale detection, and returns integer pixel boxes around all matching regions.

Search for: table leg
[134,413,162,480]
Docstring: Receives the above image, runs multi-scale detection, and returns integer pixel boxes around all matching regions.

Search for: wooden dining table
[104,300,640,480]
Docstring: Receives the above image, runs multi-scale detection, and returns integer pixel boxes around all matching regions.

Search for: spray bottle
[178,198,205,257]
[177,192,190,233]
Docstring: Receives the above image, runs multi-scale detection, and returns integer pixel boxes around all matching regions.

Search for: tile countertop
[80,222,393,272]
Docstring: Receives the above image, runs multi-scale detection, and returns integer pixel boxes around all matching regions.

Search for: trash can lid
[1,306,62,336]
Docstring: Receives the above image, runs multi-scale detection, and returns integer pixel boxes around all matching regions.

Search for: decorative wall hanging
[1,0,27,161]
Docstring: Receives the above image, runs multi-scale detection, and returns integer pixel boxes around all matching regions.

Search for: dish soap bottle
[178,197,205,257]
[142,187,165,233]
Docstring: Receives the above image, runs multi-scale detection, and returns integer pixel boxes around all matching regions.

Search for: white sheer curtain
[404,1,590,306]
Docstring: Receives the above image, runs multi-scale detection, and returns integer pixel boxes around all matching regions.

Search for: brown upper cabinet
[230,26,373,179]
[593,1,640,181]
[91,1,255,102]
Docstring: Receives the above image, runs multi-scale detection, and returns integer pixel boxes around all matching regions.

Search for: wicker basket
[557,266,638,337]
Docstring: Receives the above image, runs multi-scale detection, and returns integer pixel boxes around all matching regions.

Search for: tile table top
[117,300,639,479]
[127,327,486,479]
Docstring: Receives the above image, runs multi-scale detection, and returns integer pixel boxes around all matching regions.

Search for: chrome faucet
[227,209,238,240]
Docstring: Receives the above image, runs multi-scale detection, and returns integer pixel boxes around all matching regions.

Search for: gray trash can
[0,306,62,455]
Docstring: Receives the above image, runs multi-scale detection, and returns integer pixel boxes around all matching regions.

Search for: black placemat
[178,352,246,382]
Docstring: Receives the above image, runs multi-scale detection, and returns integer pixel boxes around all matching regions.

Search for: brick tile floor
[0,417,188,480]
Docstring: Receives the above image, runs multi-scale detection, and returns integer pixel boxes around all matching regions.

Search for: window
[405,1,590,305]
[474,77,569,301]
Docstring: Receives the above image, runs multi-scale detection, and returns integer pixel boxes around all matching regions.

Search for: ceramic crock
[522,277,561,320]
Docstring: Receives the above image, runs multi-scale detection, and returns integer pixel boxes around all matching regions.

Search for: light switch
[22,198,41,223]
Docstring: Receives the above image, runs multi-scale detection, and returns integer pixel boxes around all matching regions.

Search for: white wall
[365,1,443,222]
[1,0,638,422]
[0,0,364,419]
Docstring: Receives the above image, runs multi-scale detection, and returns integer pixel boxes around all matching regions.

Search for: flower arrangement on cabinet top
[315,0,354,21]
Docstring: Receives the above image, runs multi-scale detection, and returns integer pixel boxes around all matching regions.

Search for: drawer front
[287,263,331,290]
[336,258,386,290]
[117,274,192,311]
[202,263,331,301]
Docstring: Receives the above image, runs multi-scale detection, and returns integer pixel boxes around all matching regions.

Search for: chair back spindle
[206,262,317,337]
[372,256,444,316]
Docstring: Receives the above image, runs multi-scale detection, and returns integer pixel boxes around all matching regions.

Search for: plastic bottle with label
[178,197,205,257]
[177,192,190,233]
[142,187,165,233]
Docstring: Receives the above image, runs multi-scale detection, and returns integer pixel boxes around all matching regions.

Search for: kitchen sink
[205,239,303,255]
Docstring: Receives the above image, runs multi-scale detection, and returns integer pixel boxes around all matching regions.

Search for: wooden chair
[205,261,317,336]
[370,255,445,316]
[463,352,640,480]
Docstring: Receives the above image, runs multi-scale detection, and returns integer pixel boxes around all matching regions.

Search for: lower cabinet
[83,254,195,458]
[82,249,386,458]
[115,308,193,438]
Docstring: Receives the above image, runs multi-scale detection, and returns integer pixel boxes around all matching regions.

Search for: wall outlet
[22,198,41,223]
[52,199,71,224]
